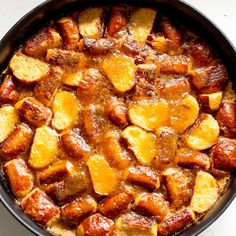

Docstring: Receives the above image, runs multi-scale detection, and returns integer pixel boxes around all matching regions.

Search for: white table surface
[0,0,235,235]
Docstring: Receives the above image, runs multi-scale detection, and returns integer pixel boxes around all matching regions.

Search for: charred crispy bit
[158,208,195,236]
[37,160,75,185]
[189,64,228,93]
[161,18,183,51]
[127,165,160,190]
[185,113,219,150]
[134,64,158,98]
[52,91,81,131]
[122,39,142,57]
[78,7,104,39]
[135,193,169,222]
[0,75,19,105]
[77,213,114,236]
[46,48,82,66]
[87,154,118,195]
[21,188,60,226]
[147,34,168,54]
[34,67,62,107]
[102,131,129,169]
[82,105,100,138]
[159,77,190,100]
[107,97,128,127]
[0,105,19,143]
[1,123,33,159]
[28,126,58,169]
[100,53,136,93]
[61,196,97,225]
[4,159,34,198]
[176,147,210,170]
[198,91,223,113]
[189,39,215,67]
[129,8,157,43]
[46,171,87,206]
[163,167,194,209]
[98,190,133,218]
[61,130,90,159]
[210,138,236,171]
[128,101,169,131]
[170,94,199,134]
[83,38,115,55]
[115,212,157,236]
[58,16,80,50]
[107,8,128,37]
[122,126,157,165]
[215,100,236,138]
[24,27,62,58]
[156,127,177,164]
[159,54,188,75]
[10,53,50,83]
[136,63,159,79]
[190,171,218,213]
[15,97,52,127]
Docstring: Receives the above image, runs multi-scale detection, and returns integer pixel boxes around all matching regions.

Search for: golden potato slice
[170,94,199,133]
[100,53,136,92]
[78,7,104,39]
[29,126,58,169]
[115,212,157,236]
[87,154,118,195]
[0,106,19,143]
[62,71,83,87]
[198,91,223,113]
[190,171,218,213]
[128,101,170,131]
[185,114,219,150]
[121,126,157,165]
[9,53,50,83]
[52,91,80,131]
[129,8,157,43]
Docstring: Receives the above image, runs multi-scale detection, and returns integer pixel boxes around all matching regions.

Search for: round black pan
[0,0,235,235]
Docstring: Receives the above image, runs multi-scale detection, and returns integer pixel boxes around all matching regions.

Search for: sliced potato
[29,126,58,169]
[198,91,223,112]
[78,7,104,39]
[9,53,50,83]
[87,154,118,195]
[170,94,199,133]
[62,71,83,87]
[190,171,218,213]
[121,126,157,165]
[100,53,136,92]
[128,101,170,131]
[115,212,157,236]
[185,114,219,150]
[129,8,157,43]
[52,91,80,131]
[0,106,19,143]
